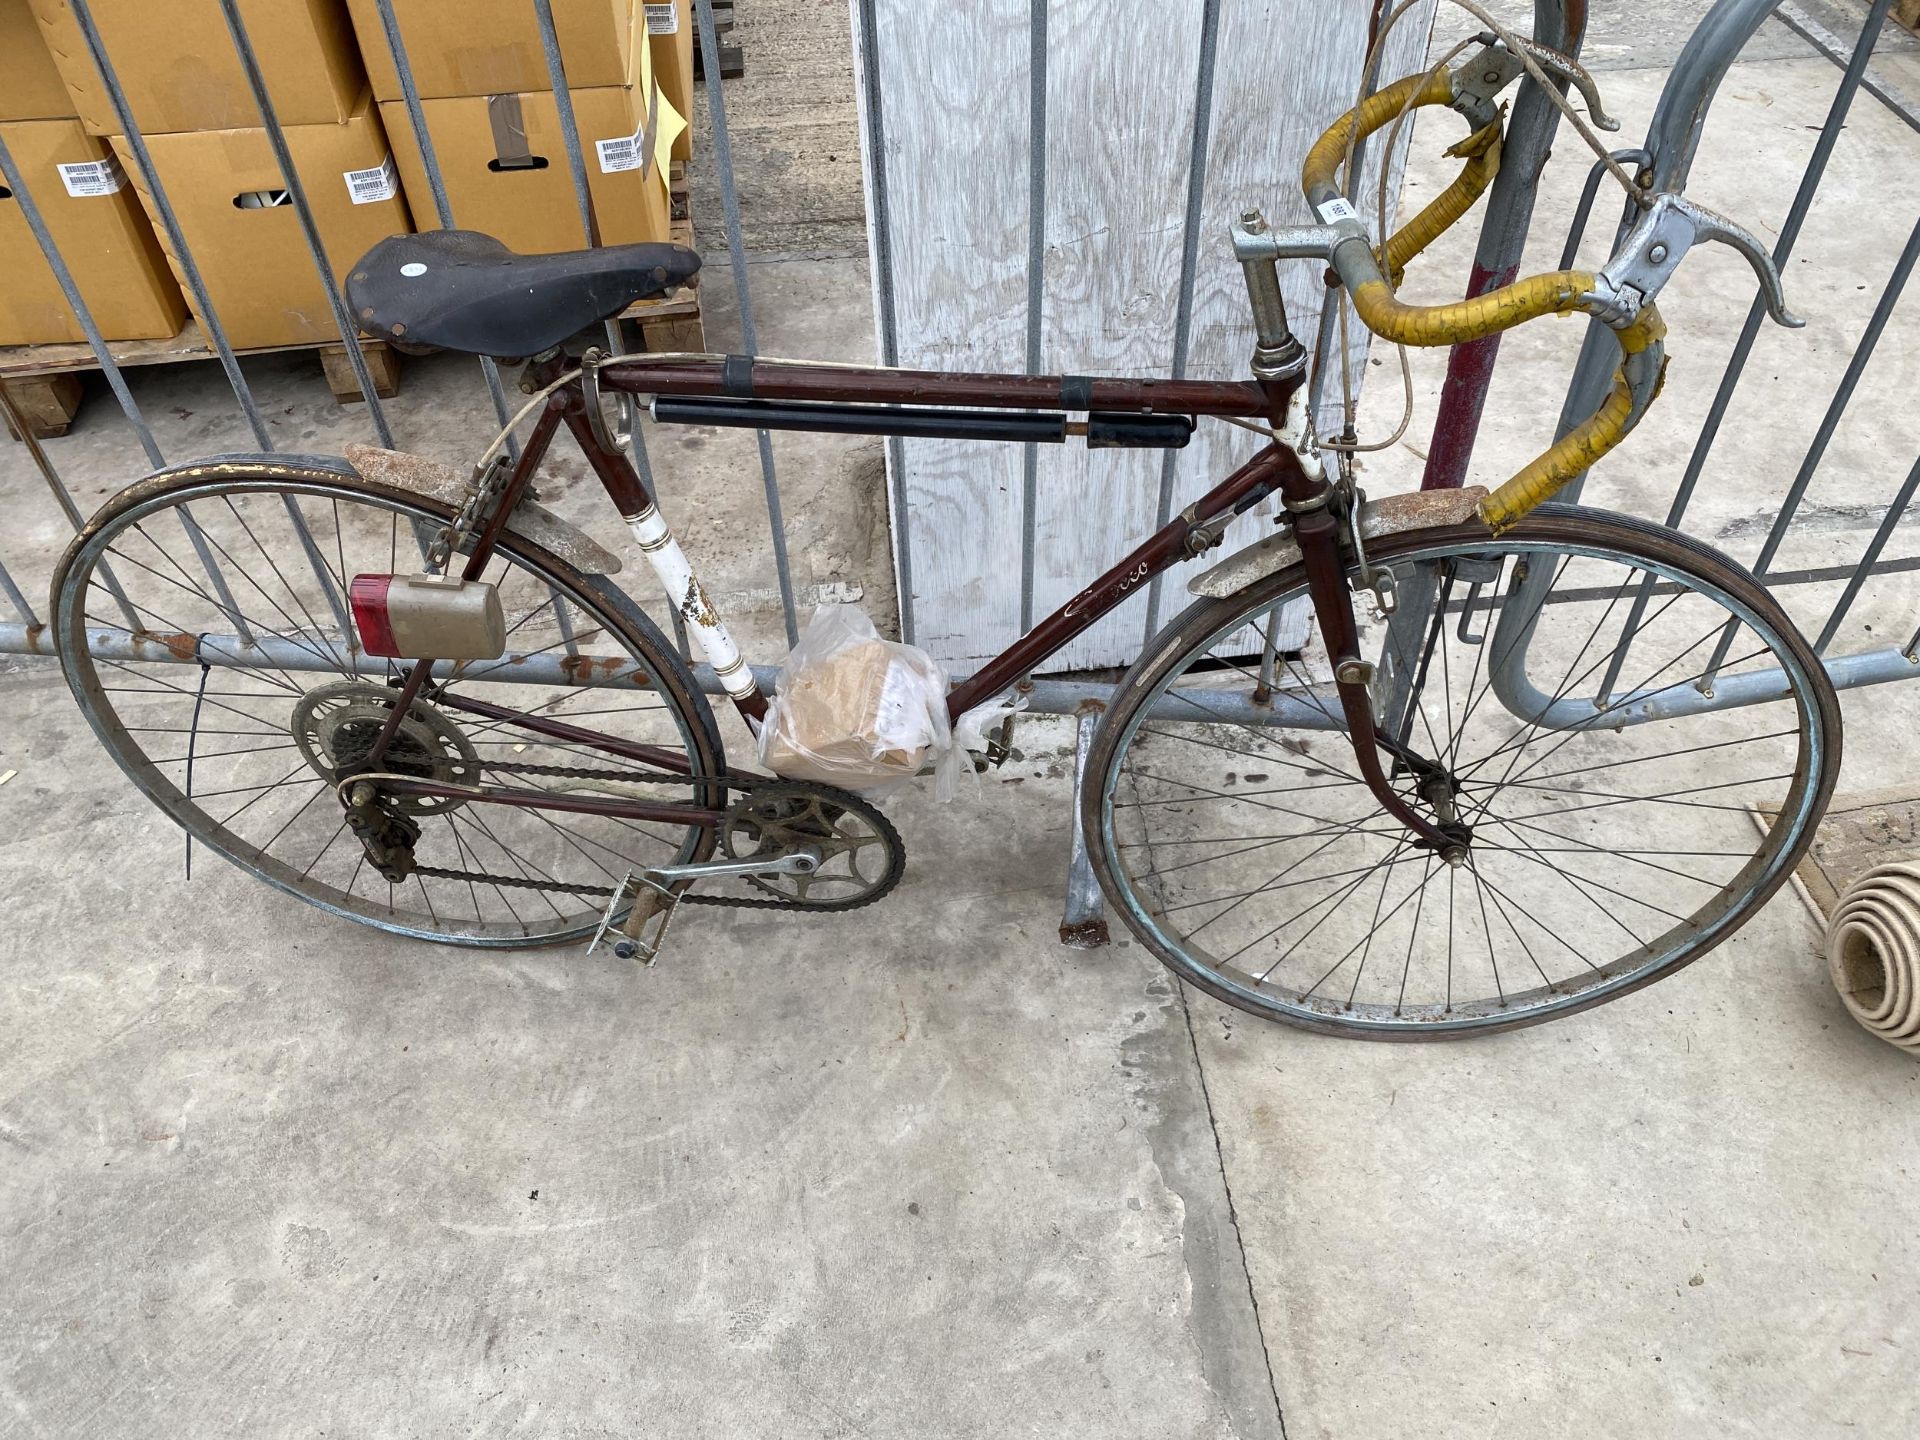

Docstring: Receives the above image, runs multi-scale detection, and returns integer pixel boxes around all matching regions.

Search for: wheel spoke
[1098,521,1830,1033]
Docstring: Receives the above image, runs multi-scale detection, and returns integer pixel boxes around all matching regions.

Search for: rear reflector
[350,573,507,660]
[349,574,400,656]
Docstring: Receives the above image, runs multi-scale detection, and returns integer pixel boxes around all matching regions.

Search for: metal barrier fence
[0,0,796,667]
[1537,0,1920,705]
[2,0,1918,938]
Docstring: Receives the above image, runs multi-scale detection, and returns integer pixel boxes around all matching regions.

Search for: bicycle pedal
[587,871,681,967]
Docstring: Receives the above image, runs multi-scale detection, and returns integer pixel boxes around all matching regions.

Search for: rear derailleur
[342,780,421,884]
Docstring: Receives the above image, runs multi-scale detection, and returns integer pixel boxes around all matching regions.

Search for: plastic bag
[757,605,965,798]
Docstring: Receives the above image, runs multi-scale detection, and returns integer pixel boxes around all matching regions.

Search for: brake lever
[1586,192,1805,330]
[1449,35,1620,133]
[1505,36,1621,132]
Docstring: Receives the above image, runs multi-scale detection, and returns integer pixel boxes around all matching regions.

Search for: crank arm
[643,847,822,884]
[588,848,823,965]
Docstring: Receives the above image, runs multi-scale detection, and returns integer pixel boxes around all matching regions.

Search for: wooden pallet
[0,323,399,441]
[618,163,707,352]
[693,0,745,79]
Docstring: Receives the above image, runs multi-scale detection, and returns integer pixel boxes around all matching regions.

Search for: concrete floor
[5,3,1920,1436]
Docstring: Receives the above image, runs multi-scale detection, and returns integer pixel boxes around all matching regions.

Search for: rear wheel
[1084,507,1842,1039]
[54,459,725,947]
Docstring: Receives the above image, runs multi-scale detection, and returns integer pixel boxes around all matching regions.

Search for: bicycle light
[350,573,507,660]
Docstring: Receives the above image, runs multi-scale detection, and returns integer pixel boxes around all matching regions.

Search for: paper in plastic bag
[757,604,964,798]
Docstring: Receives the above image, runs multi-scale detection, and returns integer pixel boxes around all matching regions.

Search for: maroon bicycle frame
[593,354,1305,719]
[367,352,1356,829]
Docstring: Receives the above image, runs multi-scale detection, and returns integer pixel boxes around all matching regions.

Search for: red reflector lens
[350,573,401,657]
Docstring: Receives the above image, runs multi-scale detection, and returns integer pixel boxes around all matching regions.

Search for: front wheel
[1085,506,1842,1039]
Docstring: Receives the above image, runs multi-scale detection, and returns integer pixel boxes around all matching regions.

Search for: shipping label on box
[344,155,400,205]
[56,154,128,198]
[0,118,186,346]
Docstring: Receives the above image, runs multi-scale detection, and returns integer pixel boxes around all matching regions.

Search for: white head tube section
[625,506,757,699]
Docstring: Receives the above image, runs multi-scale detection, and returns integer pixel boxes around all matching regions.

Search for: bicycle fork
[1290,499,1467,864]
[1238,213,1465,865]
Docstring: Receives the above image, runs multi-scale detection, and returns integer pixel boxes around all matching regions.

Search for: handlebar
[1283,37,1797,532]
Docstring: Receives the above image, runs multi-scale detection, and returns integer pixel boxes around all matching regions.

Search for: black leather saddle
[347,231,700,358]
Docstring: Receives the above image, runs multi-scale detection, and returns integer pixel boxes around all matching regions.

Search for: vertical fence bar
[215,0,395,449]
[0,554,37,629]
[368,0,522,458]
[0,131,252,643]
[1140,0,1220,644]
[1753,215,1920,580]
[1018,0,1049,638]
[693,0,799,646]
[66,0,355,627]
[0,135,164,470]
[66,0,272,449]
[1697,212,1920,680]
[850,0,915,646]
[1542,0,1892,704]
[533,0,606,250]
[1776,0,1920,136]
[1613,0,1887,527]
[1815,450,1920,653]
[0,381,141,631]
[530,0,687,661]
[1058,701,1110,948]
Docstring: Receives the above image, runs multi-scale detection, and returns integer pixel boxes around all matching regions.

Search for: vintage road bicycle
[52,31,1839,1038]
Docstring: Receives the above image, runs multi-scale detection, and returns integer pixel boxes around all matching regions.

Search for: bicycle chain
[399,760,902,912]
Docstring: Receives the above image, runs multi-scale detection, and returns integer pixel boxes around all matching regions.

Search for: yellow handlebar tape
[1478,307,1670,533]
[1350,267,1593,348]
[1304,71,1674,533]
[1300,68,1455,199]
[1379,118,1503,285]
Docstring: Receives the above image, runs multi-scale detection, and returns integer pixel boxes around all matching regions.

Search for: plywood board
[857,0,1438,673]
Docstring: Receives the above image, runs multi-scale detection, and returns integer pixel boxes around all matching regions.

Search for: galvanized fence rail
[2,0,1918,943]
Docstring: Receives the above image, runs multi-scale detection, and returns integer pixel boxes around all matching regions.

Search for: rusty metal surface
[1187,486,1490,598]
[342,444,622,576]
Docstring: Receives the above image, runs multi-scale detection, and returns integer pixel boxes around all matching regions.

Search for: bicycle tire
[1083,505,1842,1039]
[53,456,726,948]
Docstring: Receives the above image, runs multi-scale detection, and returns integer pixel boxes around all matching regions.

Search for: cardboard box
[345,0,635,102]
[0,119,186,344]
[113,100,411,350]
[0,0,74,120]
[644,1,691,162]
[30,0,366,136]
[379,20,681,255]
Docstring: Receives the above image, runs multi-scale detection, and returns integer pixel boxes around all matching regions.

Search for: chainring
[290,680,481,813]
[720,780,905,910]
